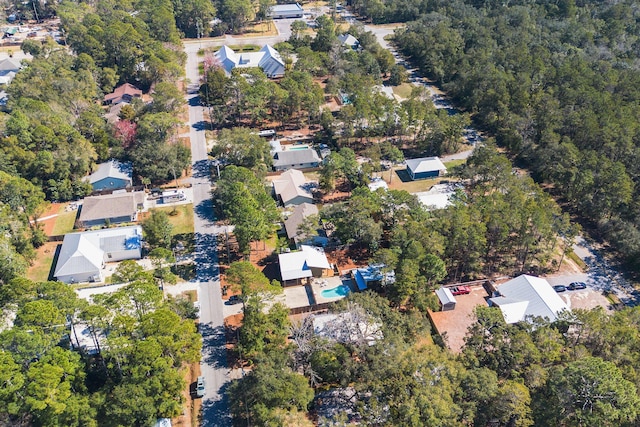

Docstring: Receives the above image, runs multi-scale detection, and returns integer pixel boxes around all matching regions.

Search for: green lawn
[51,207,78,236]
[444,158,467,169]
[150,204,195,235]
[27,246,56,283]
[392,83,414,100]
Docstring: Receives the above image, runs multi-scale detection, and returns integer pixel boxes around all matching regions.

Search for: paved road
[185,42,231,426]
[545,236,638,307]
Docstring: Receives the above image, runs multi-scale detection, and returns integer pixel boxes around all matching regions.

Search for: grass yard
[387,169,449,193]
[51,206,78,236]
[150,204,195,235]
[241,22,278,37]
[227,44,260,52]
[443,158,467,169]
[27,242,58,283]
[392,83,414,100]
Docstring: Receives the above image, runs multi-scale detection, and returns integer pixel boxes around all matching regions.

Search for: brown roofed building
[103,83,143,105]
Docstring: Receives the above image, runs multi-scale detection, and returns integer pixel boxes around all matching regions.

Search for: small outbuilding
[435,287,457,311]
[269,3,304,18]
[405,156,447,180]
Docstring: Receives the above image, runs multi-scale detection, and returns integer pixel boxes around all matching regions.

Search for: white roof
[270,3,304,12]
[214,45,285,77]
[273,169,314,205]
[0,58,21,72]
[488,297,529,324]
[278,245,330,281]
[86,160,132,185]
[406,157,447,174]
[368,177,388,191]
[338,33,359,47]
[54,226,142,279]
[435,287,456,305]
[312,312,382,345]
[491,275,568,323]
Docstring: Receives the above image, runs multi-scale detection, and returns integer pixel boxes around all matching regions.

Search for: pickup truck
[450,286,471,295]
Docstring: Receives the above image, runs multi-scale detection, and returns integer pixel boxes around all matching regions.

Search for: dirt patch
[172,361,200,427]
[38,202,65,236]
[325,246,369,274]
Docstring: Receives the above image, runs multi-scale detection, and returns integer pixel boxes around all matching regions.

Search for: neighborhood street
[185,43,231,425]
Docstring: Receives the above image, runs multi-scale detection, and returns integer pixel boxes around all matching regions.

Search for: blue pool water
[321,284,351,298]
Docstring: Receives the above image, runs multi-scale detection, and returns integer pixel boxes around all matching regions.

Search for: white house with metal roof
[54,226,143,284]
[85,160,133,192]
[278,245,331,286]
[489,275,569,324]
[405,156,447,180]
[214,45,285,78]
[269,3,304,18]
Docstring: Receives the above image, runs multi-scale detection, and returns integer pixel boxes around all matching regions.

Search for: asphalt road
[185,43,231,426]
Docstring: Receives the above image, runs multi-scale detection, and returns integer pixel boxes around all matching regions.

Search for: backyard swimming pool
[287,145,310,151]
[321,284,351,298]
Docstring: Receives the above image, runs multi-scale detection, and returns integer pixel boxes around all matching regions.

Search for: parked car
[553,285,567,293]
[196,376,205,398]
[227,295,243,305]
[567,282,587,290]
[451,285,471,295]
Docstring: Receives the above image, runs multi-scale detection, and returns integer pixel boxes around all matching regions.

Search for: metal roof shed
[435,287,457,311]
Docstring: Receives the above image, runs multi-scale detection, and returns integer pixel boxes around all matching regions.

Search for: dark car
[567,282,587,290]
[227,295,243,305]
[553,285,567,293]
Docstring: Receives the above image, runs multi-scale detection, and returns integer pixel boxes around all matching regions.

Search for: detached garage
[406,157,447,180]
[436,287,457,311]
[269,3,304,18]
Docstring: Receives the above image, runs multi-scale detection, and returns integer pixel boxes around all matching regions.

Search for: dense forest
[348,0,640,271]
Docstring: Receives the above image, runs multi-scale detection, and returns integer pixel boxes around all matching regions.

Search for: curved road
[185,44,231,426]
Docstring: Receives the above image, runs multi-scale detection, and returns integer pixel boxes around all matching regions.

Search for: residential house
[273,169,315,206]
[269,3,304,18]
[414,183,458,210]
[215,45,285,78]
[273,149,321,171]
[78,191,145,227]
[489,275,569,324]
[86,160,133,192]
[54,226,143,284]
[367,177,388,192]
[0,58,21,85]
[103,83,143,105]
[338,33,360,50]
[405,156,447,180]
[278,245,331,286]
[284,202,325,247]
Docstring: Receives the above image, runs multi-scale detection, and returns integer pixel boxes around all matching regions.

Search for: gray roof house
[338,34,360,50]
[78,191,145,227]
[489,275,569,324]
[273,149,321,171]
[284,202,323,247]
[86,160,133,192]
[405,156,447,180]
[269,3,304,18]
[0,58,22,85]
[54,226,142,284]
[215,45,285,78]
[273,169,315,207]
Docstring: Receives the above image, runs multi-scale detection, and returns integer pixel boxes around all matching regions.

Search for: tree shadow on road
[201,381,232,427]
[193,159,213,179]
[195,232,220,282]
